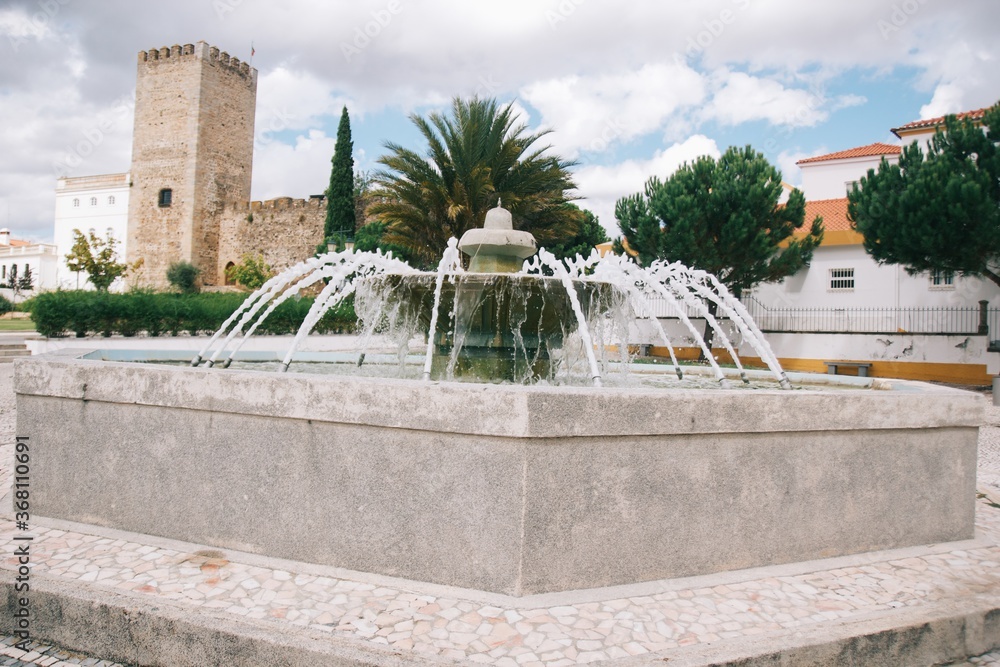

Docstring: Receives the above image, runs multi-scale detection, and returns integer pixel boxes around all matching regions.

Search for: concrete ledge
[12,355,985,438]
[3,569,998,666]
[0,570,452,667]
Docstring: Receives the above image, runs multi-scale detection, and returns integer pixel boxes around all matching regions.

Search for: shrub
[0,294,13,316]
[226,253,274,291]
[166,261,201,294]
[26,290,359,338]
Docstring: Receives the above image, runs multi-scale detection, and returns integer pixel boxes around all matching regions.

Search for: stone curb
[2,569,999,666]
[0,570,457,667]
[614,594,1000,666]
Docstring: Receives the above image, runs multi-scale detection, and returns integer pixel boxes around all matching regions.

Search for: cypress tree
[320,106,356,253]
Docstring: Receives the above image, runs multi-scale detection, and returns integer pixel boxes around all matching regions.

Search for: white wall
[0,245,59,295]
[54,175,130,290]
[799,154,897,200]
[747,245,997,311]
[741,331,999,376]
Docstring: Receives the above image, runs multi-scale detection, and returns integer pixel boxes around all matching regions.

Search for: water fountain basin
[14,351,982,596]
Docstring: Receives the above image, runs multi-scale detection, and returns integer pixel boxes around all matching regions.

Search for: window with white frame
[108,195,115,205]
[930,269,955,289]
[90,197,97,206]
[829,268,855,291]
[72,198,79,207]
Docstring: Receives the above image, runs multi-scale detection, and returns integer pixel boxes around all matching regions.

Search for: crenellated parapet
[137,41,256,82]
[248,196,326,212]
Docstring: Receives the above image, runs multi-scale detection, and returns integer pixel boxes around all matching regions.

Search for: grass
[0,319,37,331]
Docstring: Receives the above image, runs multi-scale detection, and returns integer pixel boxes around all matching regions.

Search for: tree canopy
[616,145,823,298]
[319,106,356,254]
[368,97,582,268]
[544,206,609,260]
[847,102,1000,286]
[65,228,127,291]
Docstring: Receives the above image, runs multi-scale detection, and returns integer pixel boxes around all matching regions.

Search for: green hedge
[25,291,357,338]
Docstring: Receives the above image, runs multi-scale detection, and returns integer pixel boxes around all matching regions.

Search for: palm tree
[368,97,583,268]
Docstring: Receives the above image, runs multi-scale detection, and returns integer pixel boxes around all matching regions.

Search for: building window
[158,188,173,207]
[1,266,5,279]
[108,195,115,205]
[930,269,955,289]
[72,198,80,207]
[90,197,98,206]
[829,268,855,291]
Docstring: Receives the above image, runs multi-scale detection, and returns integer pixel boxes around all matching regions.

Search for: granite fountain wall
[14,353,982,596]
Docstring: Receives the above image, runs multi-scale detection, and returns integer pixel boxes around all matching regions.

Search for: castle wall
[126,42,257,288]
[218,197,326,282]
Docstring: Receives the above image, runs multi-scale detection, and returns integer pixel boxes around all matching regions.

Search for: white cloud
[521,62,706,157]
[919,83,967,119]
[775,150,812,188]
[251,130,337,201]
[705,71,825,128]
[573,135,722,237]
[2,0,1000,244]
[256,67,356,133]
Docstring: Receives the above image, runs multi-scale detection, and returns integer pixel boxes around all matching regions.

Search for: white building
[750,111,998,314]
[53,173,130,290]
[0,228,59,299]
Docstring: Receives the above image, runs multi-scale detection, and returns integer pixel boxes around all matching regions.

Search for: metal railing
[640,295,997,337]
[741,300,984,334]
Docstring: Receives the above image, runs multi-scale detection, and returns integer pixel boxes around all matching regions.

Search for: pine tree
[848,102,1000,285]
[617,145,823,297]
[319,106,357,254]
[616,145,823,351]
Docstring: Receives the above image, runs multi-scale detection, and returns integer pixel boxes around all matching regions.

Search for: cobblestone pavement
[2,364,1000,665]
[0,635,127,666]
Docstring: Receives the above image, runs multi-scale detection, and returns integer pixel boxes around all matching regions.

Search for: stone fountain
[13,204,982,597]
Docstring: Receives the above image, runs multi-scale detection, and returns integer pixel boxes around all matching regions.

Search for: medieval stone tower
[127,42,257,287]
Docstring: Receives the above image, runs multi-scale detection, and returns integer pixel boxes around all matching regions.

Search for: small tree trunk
[699,299,719,362]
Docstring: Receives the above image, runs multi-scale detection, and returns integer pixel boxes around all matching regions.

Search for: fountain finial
[458,201,537,272]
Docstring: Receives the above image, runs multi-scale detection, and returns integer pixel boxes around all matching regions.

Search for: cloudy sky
[1,0,998,242]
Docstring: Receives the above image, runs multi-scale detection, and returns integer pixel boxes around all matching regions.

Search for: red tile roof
[804,198,852,232]
[796,143,901,165]
[892,107,988,135]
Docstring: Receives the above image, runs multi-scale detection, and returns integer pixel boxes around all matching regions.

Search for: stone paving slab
[1,493,1000,664]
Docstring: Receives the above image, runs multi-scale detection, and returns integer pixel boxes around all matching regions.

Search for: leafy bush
[166,261,201,294]
[26,290,358,338]
[0,294,13,316]
[225,253,274,290]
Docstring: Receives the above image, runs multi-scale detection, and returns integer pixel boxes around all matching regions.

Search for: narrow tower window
[158,188,173,207]
[108,195,116,205]
[90,197,98,206]
[72,198,80,207]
